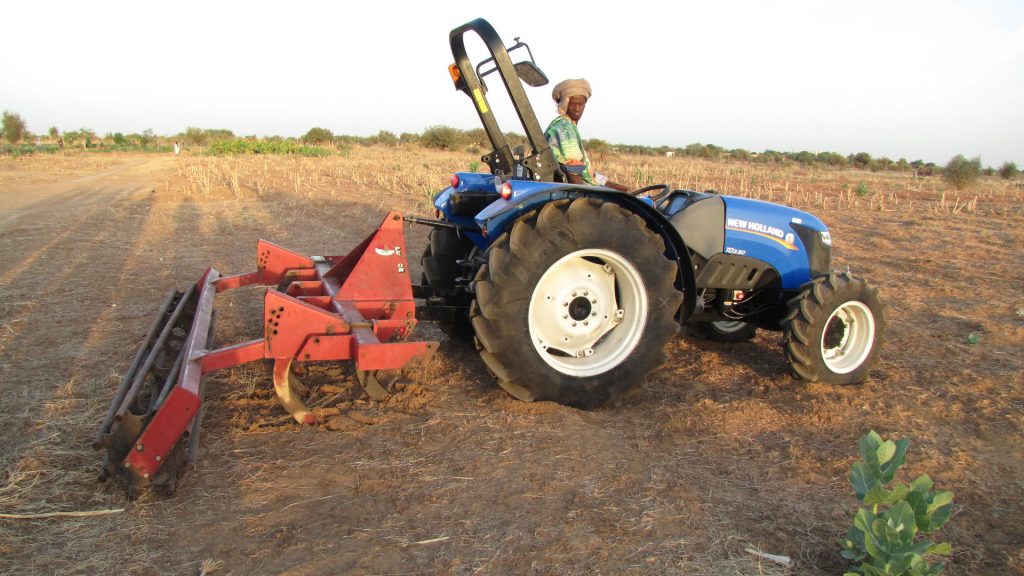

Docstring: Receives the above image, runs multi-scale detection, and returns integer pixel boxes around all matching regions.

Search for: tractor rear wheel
[782,272,885,384]
[686,320,757,342]
[471,198,682,408]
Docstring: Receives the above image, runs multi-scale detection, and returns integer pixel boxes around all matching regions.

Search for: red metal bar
[214,240,318,292]
[199,340,265,374]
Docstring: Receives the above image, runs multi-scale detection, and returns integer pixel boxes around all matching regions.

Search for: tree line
[2,111,1019,189]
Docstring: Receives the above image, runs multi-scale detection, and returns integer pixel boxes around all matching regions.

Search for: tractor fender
[477,187,697,323]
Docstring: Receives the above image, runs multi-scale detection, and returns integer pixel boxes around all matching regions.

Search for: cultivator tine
[272,358,317,424]
[356,366,395,399]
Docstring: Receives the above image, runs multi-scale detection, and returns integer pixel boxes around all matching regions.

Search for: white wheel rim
[820,300,875,374]
[528,249,647,377]
[712,320,749,334]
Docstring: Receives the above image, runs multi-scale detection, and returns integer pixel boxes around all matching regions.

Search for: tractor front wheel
[782,272,885,385]
[471,198,682,408]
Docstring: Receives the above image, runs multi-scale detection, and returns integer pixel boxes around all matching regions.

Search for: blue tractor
[413,19,886,408]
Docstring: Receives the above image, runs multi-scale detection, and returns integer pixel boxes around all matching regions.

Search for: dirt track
[0,152,1021,575]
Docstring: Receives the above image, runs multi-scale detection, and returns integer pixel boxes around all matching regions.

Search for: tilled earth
[0,152,1021,575]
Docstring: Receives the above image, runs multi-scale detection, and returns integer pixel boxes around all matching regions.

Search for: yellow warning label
[472,88,489,114]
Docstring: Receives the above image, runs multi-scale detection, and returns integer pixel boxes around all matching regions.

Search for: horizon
[3,0,1022,167]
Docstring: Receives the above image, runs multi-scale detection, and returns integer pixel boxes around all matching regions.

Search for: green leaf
[859,564,888,576]
[909,474,933,495]
[868,518,895,560]
[889,554,914,575]
[879,437,909,483]
[907,486,954,532]
[929,491,953,513]
[876,439,896,466]
[856,510,888,561]
[927,541,952,555]
[852,461,879,500]
[843,524,868,560]
[864,482,909,506]
[860,431,884,475]
[926,492,953,532]
[906,491,931,531]
[886,501,918,543]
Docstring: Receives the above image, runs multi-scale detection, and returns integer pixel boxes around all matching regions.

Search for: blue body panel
[434,173,571,250]
[721,196,828,289]
[433,174,829,290]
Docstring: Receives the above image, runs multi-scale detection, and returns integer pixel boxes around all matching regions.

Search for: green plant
[205,138,330,157]
[942,155,981,190]
[998,162,1018,180]
[2,110,27,145]
[420,125,464,150]
[302,127,333,145]
[376,130,398,146]
[841,430,953,576]
[856,182,869,197]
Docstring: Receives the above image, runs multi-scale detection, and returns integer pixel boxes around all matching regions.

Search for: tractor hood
[720,196,832,288]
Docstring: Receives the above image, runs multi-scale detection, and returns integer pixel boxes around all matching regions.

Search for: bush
[998,161,1018,179]
[303,127,333,145]
[943,154,981,190]
[731,148,751,161]
[2,111,27,145]
[851,152,873,168]
[587,138,609,154]
[376,130,398,146]
[420,125,464,150]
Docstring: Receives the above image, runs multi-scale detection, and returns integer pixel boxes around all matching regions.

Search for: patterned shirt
[545,115,596,185]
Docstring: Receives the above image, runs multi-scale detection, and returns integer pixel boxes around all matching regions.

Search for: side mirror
[514,61,548,87]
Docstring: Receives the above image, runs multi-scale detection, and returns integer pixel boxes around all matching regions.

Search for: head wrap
[552,78,592,115]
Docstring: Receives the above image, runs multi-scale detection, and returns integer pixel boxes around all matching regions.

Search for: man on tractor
[544,78,629,192]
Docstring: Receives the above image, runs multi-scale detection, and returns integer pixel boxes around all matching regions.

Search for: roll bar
[449,18,559,182]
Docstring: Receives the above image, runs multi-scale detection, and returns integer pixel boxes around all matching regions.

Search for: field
[0,148,1021,575]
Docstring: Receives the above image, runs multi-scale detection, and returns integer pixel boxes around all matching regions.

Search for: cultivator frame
[95,212,437,496]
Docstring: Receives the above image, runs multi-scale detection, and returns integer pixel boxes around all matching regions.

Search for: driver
[544,78,628,192]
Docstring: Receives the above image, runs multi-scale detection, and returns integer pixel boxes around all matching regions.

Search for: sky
[3,0,1022,167]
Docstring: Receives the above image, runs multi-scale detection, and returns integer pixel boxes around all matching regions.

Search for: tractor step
[96,212,437,497]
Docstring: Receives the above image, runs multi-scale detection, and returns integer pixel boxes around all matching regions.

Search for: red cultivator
[95,212,437,496]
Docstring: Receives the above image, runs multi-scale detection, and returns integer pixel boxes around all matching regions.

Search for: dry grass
[0,149,1021,575]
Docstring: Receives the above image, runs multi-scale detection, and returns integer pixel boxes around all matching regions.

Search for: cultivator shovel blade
[95,212,437,497]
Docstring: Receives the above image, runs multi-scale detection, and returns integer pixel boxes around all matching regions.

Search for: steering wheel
[629,184,670,203]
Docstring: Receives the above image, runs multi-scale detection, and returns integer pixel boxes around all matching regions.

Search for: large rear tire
[782,272,885,384]
[471,198,682,408]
